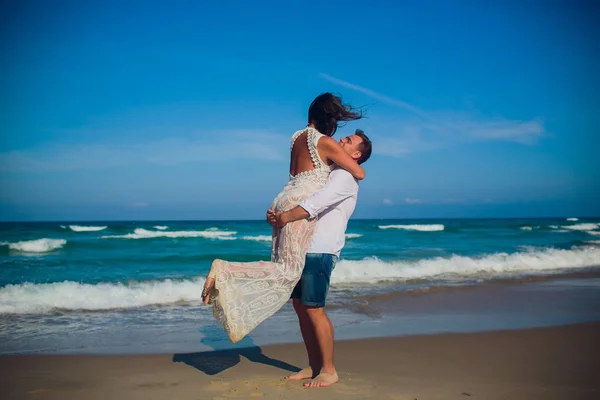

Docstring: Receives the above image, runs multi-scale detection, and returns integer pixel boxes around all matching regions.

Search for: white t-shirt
[298,168,359,257]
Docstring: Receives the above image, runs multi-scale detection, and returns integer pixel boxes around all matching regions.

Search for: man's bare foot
[202,277,215,305]
[304,371,338,388]
[285,367,314,380]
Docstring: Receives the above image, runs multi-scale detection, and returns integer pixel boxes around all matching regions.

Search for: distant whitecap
[379,224,444,232]
[241,235,272,242]
[69,225,107,232]
[345,233,363,239]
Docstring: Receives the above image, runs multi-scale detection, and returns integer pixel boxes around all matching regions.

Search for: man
[267,129,372,388]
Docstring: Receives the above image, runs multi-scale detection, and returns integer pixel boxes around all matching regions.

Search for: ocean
[1,217,600,355]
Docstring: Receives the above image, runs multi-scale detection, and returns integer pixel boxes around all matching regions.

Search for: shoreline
[2,322,599,399]
[3,274,600,355]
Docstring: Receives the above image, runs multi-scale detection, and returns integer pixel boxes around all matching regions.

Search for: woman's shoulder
[315,134,336,148]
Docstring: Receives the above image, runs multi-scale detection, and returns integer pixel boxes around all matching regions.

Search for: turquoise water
[1,217,599,354]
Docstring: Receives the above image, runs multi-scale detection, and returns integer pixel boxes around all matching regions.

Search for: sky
[0,0,599,221]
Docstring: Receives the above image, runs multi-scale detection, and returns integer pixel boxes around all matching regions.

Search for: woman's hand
[319,136,365,180]
[267,209,290,228]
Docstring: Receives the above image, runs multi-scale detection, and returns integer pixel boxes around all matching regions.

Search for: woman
[202,93,364,342]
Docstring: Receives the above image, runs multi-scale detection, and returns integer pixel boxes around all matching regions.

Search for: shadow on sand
[172,324,301,376]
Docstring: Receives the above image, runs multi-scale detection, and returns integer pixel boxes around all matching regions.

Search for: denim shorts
[291,253,338,307]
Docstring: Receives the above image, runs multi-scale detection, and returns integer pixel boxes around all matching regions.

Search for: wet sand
[2,322,599,400]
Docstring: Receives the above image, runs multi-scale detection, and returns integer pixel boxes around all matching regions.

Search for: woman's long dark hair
[308,93,363,137]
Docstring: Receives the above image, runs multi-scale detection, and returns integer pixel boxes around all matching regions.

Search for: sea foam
[379,224,444,232]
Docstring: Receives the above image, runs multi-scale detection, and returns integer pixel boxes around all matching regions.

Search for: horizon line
[0,216,597,224]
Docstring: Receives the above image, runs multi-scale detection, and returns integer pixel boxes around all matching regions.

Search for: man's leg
[287,262,321,380]
[285,299,321,380]
[300,253,338,388]
[304,306,338,387]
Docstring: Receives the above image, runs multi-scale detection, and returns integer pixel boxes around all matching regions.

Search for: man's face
[339,134,363,161]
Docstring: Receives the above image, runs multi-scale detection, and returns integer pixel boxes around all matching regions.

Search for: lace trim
[289,128,307,152]
[307,128,326,170]
[289,168,330,180]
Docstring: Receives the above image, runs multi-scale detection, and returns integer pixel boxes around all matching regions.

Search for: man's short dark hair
[354,129,372,165]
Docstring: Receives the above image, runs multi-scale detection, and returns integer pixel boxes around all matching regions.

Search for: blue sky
[1,0,598,221]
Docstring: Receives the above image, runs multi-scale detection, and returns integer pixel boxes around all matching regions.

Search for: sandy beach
[2,322,599,400]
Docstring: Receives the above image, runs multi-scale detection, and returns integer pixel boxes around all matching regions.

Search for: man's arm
[268,169,358,227]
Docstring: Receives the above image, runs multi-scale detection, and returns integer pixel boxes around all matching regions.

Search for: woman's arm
[318,136,365,180]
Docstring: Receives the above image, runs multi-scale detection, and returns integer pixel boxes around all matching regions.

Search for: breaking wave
[0,277,206,314]
[332,246,600,284]
[2,238,66,253]
[102,228,236,240]
[562,223,599,231]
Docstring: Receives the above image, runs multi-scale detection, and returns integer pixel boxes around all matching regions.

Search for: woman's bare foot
[304,371,338,388]
[202,277,215,305]
[285,367,314,380]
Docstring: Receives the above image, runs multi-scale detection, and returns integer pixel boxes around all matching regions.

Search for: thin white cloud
[434,112,544,144]
[443,198,462,204]
[404,197,422,204]
[320,73,429,119]
[0,130,287,172]
[320,73,545,152]
[369,128,441,156]
[382,198,394,205]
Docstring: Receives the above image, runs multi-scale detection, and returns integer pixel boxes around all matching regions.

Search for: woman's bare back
[289,130,329,177]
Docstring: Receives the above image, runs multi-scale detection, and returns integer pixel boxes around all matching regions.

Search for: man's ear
[353,151,362,161]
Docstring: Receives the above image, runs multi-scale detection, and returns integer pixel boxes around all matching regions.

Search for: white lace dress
[206,127,330,342]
